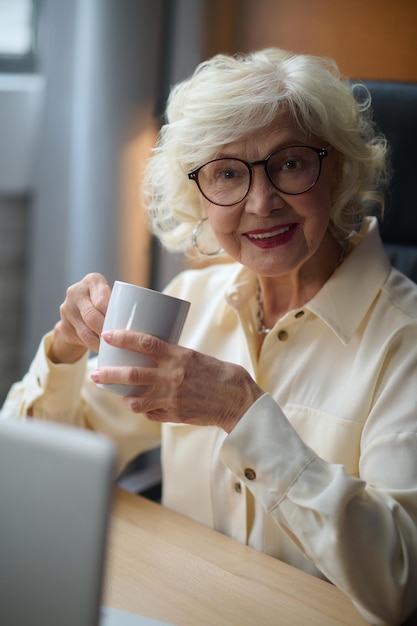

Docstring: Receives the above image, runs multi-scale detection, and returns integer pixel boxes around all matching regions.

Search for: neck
[257,237,347,329]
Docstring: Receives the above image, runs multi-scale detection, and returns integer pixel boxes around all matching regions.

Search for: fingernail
[90,369,100,382]
[101,330,113,342]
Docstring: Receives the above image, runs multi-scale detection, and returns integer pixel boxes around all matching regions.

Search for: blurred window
[0,0,37,72]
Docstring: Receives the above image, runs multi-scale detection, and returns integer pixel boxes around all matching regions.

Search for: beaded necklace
[256,244,348,335]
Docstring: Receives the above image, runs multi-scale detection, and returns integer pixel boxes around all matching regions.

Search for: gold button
[244,468,256,480]
[295,310,305,319]
[234,482,242,493]
[277,330,288,341]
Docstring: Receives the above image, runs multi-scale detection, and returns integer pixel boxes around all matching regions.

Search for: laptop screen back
[0,418,117,626]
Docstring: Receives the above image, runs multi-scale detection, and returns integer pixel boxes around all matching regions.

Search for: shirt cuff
[21,332,89,417]
[219,393,317,512]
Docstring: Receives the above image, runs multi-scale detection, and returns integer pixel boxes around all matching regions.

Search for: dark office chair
[359,81,417,283]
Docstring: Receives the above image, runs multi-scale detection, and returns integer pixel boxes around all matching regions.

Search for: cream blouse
[3,218,417,625]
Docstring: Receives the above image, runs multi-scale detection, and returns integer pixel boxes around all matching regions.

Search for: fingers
[73,278,111,346]
[84,274,112,318]
[93,330,180,398]
[49,273,111,363]
[67,273,110,332]
[90,362,171,415]
[100,330,172,359]
[91,364,158,388]
[91,331,186,411]
[92,331,262,432]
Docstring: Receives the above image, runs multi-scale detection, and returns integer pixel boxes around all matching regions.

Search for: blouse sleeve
[220,391,417,625]
[1,332,161,472]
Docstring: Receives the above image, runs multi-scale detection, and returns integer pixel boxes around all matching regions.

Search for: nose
[244,166,286,215]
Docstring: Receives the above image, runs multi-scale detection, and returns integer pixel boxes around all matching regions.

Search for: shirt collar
[223,217,391,344]
[307,217,391,343]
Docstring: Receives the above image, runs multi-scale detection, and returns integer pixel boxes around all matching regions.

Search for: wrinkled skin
[50,272,263,433]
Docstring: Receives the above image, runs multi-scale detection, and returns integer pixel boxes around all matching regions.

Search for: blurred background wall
[204,0,417,80]
[0,0,416,403]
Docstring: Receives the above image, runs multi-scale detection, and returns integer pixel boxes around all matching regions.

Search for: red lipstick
[243,223,298,248]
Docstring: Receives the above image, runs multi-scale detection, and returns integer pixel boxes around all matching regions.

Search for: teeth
[248,226,291,240]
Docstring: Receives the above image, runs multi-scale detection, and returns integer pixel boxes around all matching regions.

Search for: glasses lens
[267,147,321,194]
[197,159,250,205]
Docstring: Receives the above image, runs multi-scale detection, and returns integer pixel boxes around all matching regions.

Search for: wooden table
[103,488,369,626]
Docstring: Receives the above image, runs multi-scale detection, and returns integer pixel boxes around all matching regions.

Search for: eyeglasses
[188,145,330,206]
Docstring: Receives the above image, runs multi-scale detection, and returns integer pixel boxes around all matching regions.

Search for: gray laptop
[0,417,171,626]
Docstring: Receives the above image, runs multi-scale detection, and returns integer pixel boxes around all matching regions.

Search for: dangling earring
[191,218,223,256]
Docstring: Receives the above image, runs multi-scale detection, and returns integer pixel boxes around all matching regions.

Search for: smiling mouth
[245,225,293,240]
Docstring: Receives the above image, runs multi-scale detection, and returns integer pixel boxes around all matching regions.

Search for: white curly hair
[143,48,389,254]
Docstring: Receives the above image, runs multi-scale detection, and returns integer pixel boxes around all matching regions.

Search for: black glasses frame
[188,145,330,206]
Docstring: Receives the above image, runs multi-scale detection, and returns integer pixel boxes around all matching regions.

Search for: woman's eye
[282,158,299,171]
[212,166,243,182]
[219,169,236,179]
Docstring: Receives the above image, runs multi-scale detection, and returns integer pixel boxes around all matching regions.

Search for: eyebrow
[215,140,317,161]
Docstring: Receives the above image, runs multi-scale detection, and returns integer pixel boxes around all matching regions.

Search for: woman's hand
[48,273,112,364]
[91,330,264,432]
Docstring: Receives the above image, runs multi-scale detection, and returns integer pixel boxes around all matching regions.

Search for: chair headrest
[359,81,417,245]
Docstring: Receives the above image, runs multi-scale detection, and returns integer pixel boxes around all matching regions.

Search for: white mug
[97,281,190,396]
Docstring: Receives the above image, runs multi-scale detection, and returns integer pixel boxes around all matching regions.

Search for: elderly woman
[3,49,417,624]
